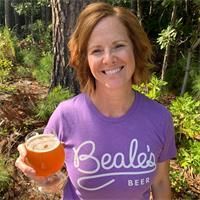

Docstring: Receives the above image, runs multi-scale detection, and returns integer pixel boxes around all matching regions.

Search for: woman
[15,2,176,199]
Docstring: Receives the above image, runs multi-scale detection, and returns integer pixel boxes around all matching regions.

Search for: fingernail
[29,169,36,174]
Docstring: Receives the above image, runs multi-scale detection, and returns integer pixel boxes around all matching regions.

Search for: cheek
[125,51,135,75]
[128,51,135,66]
[121,50,135,65]
[88,56,100,72]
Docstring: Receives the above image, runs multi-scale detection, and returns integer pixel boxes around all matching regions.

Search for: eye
[115,44,125,48]
[90,49,102,55]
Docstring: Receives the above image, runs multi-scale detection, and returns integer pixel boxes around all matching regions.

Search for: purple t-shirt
[45,91,176,200]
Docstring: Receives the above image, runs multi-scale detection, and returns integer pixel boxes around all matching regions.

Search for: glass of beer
[25,131,67,193]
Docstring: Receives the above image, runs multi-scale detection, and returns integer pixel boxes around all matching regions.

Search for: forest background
[0,0,199,199]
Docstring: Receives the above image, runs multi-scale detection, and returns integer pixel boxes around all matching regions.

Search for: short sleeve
[158,113,177,162]
[44,102,71,142]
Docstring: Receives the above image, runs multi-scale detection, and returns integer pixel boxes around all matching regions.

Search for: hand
[15,143,66,193]
[15,143,36,178]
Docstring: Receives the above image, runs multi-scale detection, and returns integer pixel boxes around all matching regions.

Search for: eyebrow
[88,45,102,51]
[113,40,128,44]
[88,40,128,50]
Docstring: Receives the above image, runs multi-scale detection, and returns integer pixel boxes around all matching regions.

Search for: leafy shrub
[0,27,16,61]
[32,52,52,86]
[170,169,188,193]
[191,73,200,100]
[0,156,10,192]
[30,20,52,51]
[18,20,52,52]
[157,25,177,49]
[35,86,73,121]
[16,65,32,78]
[19,47,39,68]
[169,93,200,138]
[132,75,167,100]
[0,58,13,83]
[0,84,16,94]
[177,140,200,175]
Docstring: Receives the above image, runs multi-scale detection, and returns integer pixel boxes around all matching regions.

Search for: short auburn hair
[68,2,153,95]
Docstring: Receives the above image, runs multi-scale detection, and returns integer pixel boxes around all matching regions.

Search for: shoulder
[50,93,87,119]
[136,92,175,147]
[57,93,86,110]
[137,92,172,121]
[45,93,87,131]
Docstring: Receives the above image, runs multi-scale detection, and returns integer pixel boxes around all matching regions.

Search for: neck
[90,87,135,117]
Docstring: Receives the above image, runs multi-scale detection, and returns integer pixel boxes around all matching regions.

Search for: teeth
[104,67,122,75]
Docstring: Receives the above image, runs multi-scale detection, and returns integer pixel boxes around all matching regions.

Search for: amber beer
[25,134,65,177]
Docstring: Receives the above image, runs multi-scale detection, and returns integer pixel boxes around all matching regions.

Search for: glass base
[36,171,67,194]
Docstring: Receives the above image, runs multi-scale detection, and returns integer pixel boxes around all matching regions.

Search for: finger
[17,143,27,158]
[15,156,36,176]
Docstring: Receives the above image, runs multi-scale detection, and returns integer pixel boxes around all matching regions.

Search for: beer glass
[25,131,67,193]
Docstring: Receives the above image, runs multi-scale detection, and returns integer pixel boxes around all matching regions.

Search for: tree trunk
[4,0,12,28]
[13,0,20,34]
[0,0,4,25]
[161,44,170,80]
[149,0,153,15]
[161,0,177,80]
[136,0,142,25]
[181,38,200,95]
[131,0,137,13]
[198,8,200,69]
[50,0,92,94]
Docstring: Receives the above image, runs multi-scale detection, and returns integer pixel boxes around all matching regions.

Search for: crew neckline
[84,90,141,123]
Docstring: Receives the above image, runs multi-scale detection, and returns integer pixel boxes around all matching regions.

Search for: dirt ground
[0,78,199,199]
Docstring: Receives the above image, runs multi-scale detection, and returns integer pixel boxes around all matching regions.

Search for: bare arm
[151,160,171,200]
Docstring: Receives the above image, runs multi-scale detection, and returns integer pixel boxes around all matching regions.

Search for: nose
[102,49,116,65]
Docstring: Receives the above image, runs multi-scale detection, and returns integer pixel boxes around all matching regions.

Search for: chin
[104,82,128,90]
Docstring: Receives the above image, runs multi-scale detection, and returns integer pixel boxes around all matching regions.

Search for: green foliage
[19,47,39,68]
[0,84,16,94]
[165,52,199,95]
[12,0,50,16]
[16,66,32,78]
[161,0,175,7]
[164,57,185,93]
[30,20,49,40]
[32,52,52,85]
[35,86,73,121]
[0,27,16,61]
[170,169,187,193]
[37,0,50,7]
[193,0,200,6]
[106,0,130,7]
[157,25,177,49]
[169,93,200,138]
[0,58,13,83]
[191,73,200,100]
[0,156,10,192]
[177,140,200,175]
[0,60,16,93]
[132,75,167,100]
[17,21,52,62]
[26,20,52,51]
[13,2,33,15]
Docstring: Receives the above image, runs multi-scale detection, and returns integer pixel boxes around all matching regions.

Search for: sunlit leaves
[157,25,177,49]
[169,93,200,138]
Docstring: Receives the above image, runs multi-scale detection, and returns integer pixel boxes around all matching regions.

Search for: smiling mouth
[103,66,124,75]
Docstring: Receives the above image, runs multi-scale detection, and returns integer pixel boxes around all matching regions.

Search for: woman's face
[87,16,135,90]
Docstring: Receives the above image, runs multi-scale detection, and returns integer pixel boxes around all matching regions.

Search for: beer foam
[26,134,60,152]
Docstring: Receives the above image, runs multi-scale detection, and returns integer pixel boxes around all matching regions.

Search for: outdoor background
[0,0,199,199]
